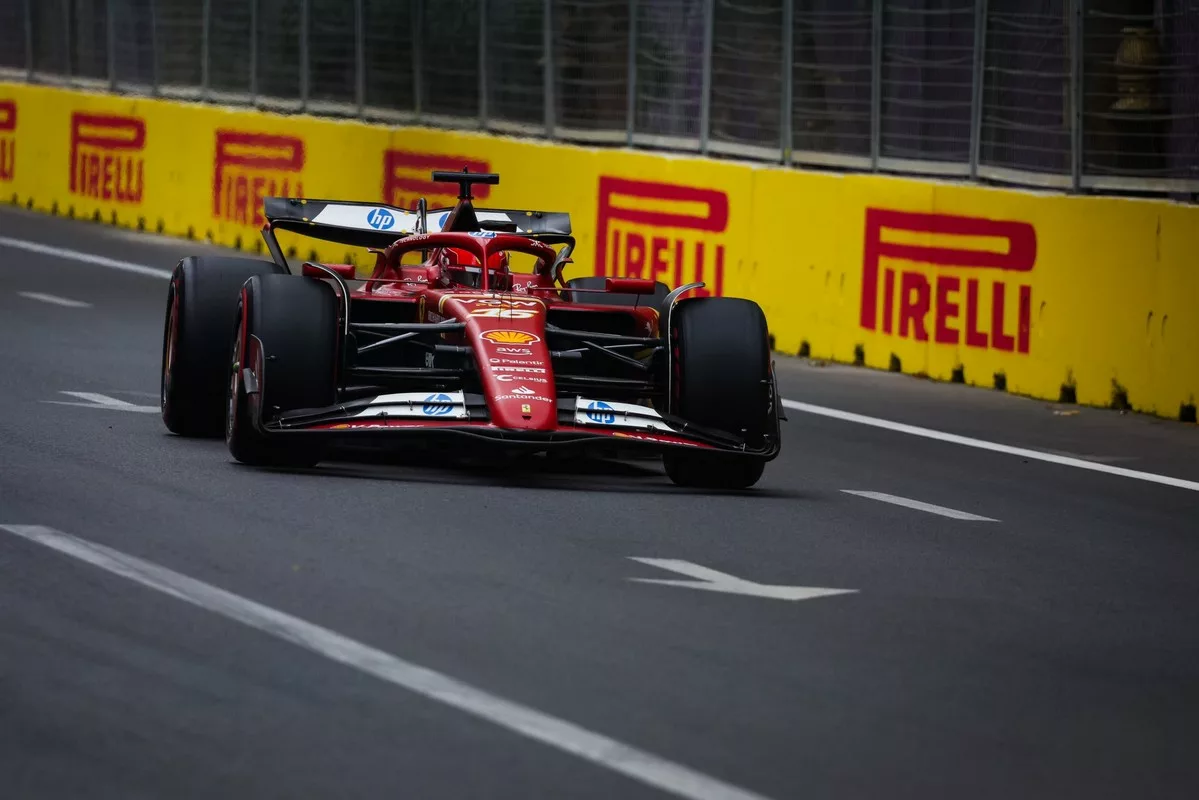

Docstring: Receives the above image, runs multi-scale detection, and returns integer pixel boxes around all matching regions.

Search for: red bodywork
[240,179,781,460]
[350,231,659,434]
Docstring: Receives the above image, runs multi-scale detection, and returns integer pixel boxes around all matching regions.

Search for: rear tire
[226,274,339,468]
[161,255,285,437]
[661,297,771,490]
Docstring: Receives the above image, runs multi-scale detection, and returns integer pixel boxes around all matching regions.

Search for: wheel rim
[161,284,180,413]
[226,320,242,443]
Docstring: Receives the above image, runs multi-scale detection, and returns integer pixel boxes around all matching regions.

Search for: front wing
[246,386,782,460]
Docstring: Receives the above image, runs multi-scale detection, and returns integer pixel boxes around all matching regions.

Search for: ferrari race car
[160,169,783,489]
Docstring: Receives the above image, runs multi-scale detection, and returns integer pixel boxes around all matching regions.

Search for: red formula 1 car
[160,169,783,489]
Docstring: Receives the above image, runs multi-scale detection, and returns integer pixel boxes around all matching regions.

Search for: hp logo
[586,401,616,424]
[422,393,454,416]
[366,208,395,230]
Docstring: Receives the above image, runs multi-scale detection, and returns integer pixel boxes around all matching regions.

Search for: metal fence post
[969,0,987,179]
[249,0,258,102]
[23,0,33,79]
[106,0,117,90]
[1070,0,1083,191]
[479,0,488,128]
[300,0,310,111]
[355,0,365,116]
[699,0,714,153]
[626,0,638,146]
[200,0,212,98]
[413,0,423,120]
[543,0,555,138]
[781,0,793,164]
[201,0,211,99]
[64,0,73,78]
[870,0,882,169]
[150,0,159,94]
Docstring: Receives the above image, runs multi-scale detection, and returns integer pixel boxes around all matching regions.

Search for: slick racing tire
[563,276,670,308]
[161,255,286,437]
[226,274,339,469]
[662,297,771,490]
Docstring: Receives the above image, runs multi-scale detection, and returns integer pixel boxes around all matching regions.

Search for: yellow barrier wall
[2,82,1196,420]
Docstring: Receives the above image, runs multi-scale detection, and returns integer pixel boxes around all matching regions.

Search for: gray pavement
[1,206,1197,799]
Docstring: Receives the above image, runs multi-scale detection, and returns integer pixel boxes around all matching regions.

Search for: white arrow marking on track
[43,391,159,413]
[628,558,857,602]
[0,525,778,800]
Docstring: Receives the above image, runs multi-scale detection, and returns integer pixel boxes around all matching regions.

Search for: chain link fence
[1,0,1195,199]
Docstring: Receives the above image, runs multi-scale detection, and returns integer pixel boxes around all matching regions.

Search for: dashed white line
[0,524,776,800]
[0,235,173,279]
[841,491,998,522]
[783,399,1199,493]
[17,291,92,308]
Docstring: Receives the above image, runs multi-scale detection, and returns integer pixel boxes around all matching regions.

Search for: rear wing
[260,168,572,271]
[261,197,571,252]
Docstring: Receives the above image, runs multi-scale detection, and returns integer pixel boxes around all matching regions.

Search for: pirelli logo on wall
[383,150,491,210]
[213,130,305,227]
[69,112,146,204]
[860,208,1037,354]
[595,176,728,296]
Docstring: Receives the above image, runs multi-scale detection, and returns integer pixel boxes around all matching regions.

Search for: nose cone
[440,293,558,431]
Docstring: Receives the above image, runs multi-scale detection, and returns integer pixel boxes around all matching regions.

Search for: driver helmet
[440,246,511,289]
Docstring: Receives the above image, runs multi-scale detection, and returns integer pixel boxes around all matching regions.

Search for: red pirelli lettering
[68,112,146,203]
[0,100,15,132]
[213,130,305,225]
[382,150,491,208]
[596,176,729,296]
[861,208,1037,354]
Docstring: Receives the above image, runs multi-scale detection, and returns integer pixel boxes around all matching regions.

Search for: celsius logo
[586,401,616,424]
[422,393,454,416]
[366,208,394,230]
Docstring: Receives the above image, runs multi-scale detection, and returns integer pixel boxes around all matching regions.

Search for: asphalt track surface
[2,207,1198,799]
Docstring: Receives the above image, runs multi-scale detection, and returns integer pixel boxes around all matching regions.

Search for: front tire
[226,274,339,468]
[661,297,772,490]
[161,255,285,437]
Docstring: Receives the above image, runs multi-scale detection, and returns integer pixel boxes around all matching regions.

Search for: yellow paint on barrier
[1,81,1196,421]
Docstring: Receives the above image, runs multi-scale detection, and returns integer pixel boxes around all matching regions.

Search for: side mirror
[605,277,658,295]
[303,262,357,280]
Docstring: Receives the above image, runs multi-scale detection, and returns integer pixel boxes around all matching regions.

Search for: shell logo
[481,330,540,345]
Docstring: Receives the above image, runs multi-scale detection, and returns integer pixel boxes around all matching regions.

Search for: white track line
[0,235,173,279]
[841,491,998,522]
[17,291,92,308]
[0,524,775,800]
[783,400,1199,493]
